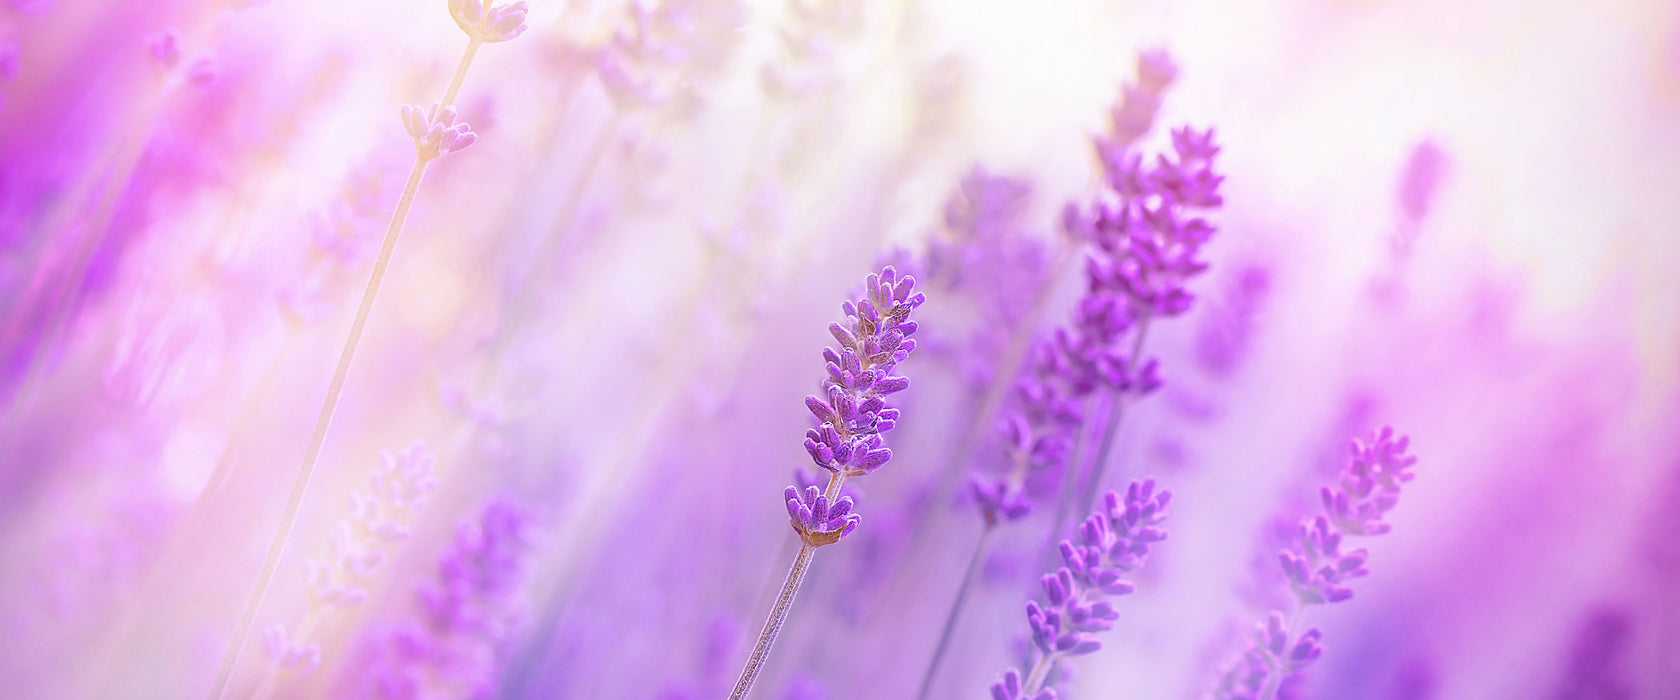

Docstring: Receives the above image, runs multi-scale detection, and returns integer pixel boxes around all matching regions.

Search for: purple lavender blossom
[402,104,478,160]
[990,478,1172,699]
[1209,427,1417,700]
[971,66,1222,525]
[374,499,534,699]
[784,484,859,546]
[146,28,182,72]
[254,443,439,694]
[800,265,925,484]
[596,0,745,114]
[450,0,530,44]
[731,267,923,699]
[759,0,866,100]
[1549,607,1635,700]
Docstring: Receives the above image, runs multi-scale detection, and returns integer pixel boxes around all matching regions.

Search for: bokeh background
[1,0,1677,698]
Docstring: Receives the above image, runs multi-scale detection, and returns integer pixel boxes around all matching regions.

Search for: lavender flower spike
[730,267,924,700]
[403,103,478,160]
[450,0,530,44]
[1209,427,1417,700]
[992,478,1173,699]
[802,266,925,478]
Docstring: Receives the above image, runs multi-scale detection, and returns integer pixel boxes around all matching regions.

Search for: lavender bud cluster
[991,478,1173,699]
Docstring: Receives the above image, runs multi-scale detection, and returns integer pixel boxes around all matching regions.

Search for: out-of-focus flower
[373,499,533,699]
[990,478,1173,699]
[402,103,478,160]
[450,0,530,44]
[1209,427,1417,699]
[1549,607,1634,700]
[146,29,181,71]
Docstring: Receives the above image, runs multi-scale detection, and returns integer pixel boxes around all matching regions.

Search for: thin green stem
[730,472,846,700]
[204,153,430,700]
[915,524,994,700]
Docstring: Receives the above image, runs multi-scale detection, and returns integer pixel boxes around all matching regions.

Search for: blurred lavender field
[2,0,1678,698]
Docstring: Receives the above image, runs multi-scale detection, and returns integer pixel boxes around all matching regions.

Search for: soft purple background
[0,0,1677,698]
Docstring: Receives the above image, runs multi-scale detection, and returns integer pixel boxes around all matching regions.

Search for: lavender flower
[730,266,923,699]
[972,62,1221,525]
[450,0,530,44]
[402,104,479,160]
[991,478,1173,699]
[784,485,859,546]
[759,0,867,101]
[143,28,216,86]
[146,28,182,71]
[800,265,924,482]
[253,443,439,696]
[1209,427,1417,700]
[595,0,745,114]
[373,499,534,700]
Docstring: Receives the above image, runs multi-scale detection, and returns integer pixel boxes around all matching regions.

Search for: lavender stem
[1074,316,1153,518]
[441,37,482,107]
[914,524,995,700]
[731,472,846,700]
[1022,648,1060,694]
[205,153,430,700]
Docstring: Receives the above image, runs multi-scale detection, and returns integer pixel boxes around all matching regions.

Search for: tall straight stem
[730,542,815,700]
[204,154,430,700]
[730,472,845,699]
[915,524,994,700]
[441,38,482,107]
[1073,317,1151,519]
[1040,392,1107,568]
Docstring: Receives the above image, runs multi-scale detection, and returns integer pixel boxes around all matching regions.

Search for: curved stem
[204,154,429,700]
[915,524,994,700]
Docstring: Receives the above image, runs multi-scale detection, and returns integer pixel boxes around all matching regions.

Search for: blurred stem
[1073,316,1151,519]
[1040,392,1105,569]
[915,523,994,700]
[1042,315,1152,566]
[729,472,846,700]
[205,152,431,700]
[442,38,483,107]
[1022,648,1061,695]
[481,110,621,369]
